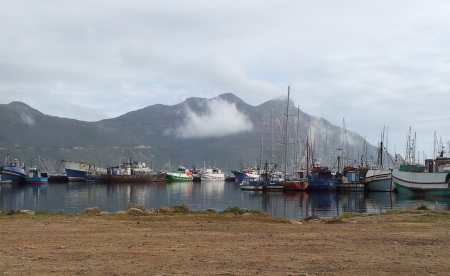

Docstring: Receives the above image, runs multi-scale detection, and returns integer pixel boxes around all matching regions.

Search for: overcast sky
[1,1,449,161]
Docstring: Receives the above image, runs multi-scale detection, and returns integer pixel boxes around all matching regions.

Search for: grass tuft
[173,204,190,213]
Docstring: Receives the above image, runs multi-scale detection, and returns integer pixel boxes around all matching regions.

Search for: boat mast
[297,106,303,171]
[271,107,275,165]
[324,127,328,167]
[380,130,384,168]
[260,134,263,172]
[342,118,349,167]
[306,136,310,174]
[284,86,290,178]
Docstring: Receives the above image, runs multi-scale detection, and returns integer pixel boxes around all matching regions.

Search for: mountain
[0,95,378,174]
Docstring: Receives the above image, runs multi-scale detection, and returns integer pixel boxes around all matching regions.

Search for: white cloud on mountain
[165,99,253,139]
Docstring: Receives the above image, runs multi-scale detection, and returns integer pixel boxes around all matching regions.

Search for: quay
[48,175,69,183]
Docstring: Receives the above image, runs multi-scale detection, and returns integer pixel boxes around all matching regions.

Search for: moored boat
[25,166,48,184]
[239,180,264,190]
[200,167,225,181]
[365,131,394,192]
[392,160,450,196]
[231,167,260,181]
[308,164,337,191]
[165,166,193,181]
[0,154,27,184]
[365,169,394,192]
[391,129,450,196]
[62,159,107,182]
[240,160,283,191]
[336,166,365,190]
[103,159,165,182]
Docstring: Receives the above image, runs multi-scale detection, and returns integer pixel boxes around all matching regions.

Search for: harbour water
[1,181,449,220]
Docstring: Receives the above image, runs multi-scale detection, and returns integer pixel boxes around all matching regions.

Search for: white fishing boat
[392,129,450,196]
[365,169,394,192]
[200,167,225,181]
[365,131,395,192]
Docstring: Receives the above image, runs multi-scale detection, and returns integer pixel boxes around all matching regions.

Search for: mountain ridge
[0,95,377,174]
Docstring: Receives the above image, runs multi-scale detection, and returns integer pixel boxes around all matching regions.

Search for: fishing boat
[392,131,450,196]
[25,166,48,184]
[231,167,260,181]
[103,159,165,182]
[0,153,27,184]
[200,167,225,181]
[308,164,337,191]
[62,159,107,181]
[334,119,365,190]
[239,180,264,190]
[392,159,450,196]
[365,130,395,192]
[336,166,365,190]
[365,169,393,191]
[165,166,193,181]
[240,161,283,191]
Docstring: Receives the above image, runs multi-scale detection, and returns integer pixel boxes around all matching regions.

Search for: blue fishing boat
[26,166,48,184]
[307,165,337,191]
[231,170,248,181]
[0,154,27,184]
[62,159,106,181]
[231,168,260,181]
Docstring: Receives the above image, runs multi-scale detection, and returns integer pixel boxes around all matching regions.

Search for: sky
[1,0,450,162]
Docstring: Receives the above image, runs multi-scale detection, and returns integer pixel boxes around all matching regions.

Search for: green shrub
[173,204,190,213]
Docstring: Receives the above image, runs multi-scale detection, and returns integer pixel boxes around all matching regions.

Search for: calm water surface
[1,181,449,219]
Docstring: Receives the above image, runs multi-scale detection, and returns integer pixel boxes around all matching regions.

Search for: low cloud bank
[165,99,253,139]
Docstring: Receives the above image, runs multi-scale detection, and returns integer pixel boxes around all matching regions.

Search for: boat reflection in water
[1,181,449,220]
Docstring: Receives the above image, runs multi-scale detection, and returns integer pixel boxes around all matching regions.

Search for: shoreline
[1,207,450,275]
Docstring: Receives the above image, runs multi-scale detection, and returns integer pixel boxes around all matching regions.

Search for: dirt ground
[1,208,450,276]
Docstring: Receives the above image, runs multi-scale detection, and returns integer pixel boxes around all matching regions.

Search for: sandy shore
[1,207,449,275]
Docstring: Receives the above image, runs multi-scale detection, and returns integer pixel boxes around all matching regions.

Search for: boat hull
[200,173,225,181]
[0,166,27,184]
[165,172,193,181]
[25,177,48,185]
[231,170,259,181]
[103,173,166,183]
[65,168,87,181]
[63,160,106,181]
[232,170,247,180]
[307,180,337,191]
[308,167,336,191]
[392,168,450,196]
[282,180,309,191]
[365,170,394,192]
